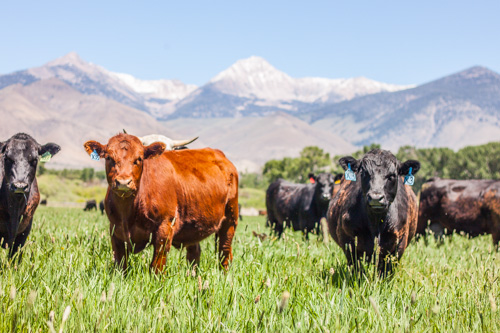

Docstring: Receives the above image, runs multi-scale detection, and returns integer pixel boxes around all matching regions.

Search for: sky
[1,1,499,86]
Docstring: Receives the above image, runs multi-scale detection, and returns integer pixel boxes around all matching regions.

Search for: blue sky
[1,1,498,86]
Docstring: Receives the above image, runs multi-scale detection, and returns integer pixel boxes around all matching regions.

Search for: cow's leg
[10,218,33,261]
[111,235,129,271]
[151,223,174,273]
[186,243,201,267]
[274,219,284,238]
[217,200,238,270]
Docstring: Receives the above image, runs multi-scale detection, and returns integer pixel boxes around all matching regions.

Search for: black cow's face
[339,149,420,213]
[0,133,60,196]
[311,172,335,202]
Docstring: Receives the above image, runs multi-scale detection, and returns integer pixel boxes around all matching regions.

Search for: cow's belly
[173,220,219,246]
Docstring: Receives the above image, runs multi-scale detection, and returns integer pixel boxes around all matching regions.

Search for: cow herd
[0,132,499,276]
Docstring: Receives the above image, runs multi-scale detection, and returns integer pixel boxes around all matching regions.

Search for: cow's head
[339,149,420,213]
[310,172,335,202]
[0,133,60,195]
[84,134,165,199]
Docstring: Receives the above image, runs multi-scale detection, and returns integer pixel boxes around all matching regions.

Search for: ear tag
[345,163,356,181]
[90,149,100,161]
[404,167,414,186]
[40,151,52,162]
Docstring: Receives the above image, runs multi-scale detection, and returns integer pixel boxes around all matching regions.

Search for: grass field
[1,207,499,332]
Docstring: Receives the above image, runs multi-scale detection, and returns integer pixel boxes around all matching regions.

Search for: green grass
[1,207,499,331]
[239,187,266,210]
[37,175,107,204]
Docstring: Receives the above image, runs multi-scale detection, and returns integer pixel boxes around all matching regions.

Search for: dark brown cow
[83,133,238,272]
[418,178,500,248]
[0,133,60,258]
[328,149,420,273]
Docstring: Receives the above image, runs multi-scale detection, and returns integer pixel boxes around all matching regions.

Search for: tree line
[241,141,500,191]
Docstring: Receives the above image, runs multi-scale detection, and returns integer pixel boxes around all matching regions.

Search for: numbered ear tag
[40,151,52,162]
[345,163,356,181]
[404,167,414,186]
[90,149,100,161]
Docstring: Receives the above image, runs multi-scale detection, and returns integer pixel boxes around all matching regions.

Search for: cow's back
[418,179,496,237]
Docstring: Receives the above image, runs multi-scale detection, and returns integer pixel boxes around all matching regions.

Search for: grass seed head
[62,305,71,322]
[254,295,261,304]
[27,290,37,307]
[265,278,271,289]
[279,291,290,313]
[203,280,209,290]
[107,283,115,301]
[329,268,335,276]
[368,296,381,318]
[490,293,497,312]
[100,291,107,302]
[198,276,202,291]
[9,285,16,300]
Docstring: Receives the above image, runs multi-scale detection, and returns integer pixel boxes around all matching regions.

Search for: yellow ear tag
[40,151,52,162]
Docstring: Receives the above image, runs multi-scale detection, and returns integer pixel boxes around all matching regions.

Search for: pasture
[1,207,499,332]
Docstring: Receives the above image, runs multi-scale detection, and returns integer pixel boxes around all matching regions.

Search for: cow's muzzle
[321,193,331,201]
[367,193,387,211]
[10,182,29,194]
[112,178,135,198]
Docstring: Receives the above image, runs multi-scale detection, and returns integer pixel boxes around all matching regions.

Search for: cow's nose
[367,193,384,204]
[115,178,133,188]
[321,193,331,200]
[11,182,28,193]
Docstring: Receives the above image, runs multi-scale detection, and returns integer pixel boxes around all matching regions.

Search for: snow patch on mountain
[208,56,414,103]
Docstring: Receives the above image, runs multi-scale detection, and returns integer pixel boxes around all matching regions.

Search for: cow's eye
[30,159,37,166]
[134,157,142,165]
[387,174,396,180]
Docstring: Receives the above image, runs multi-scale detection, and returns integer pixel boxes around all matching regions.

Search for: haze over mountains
[1,52,499,171]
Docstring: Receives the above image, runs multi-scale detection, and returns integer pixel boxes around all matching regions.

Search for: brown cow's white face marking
[84,134,166,199]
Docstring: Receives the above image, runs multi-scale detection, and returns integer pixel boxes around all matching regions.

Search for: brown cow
[83,133,239,272]
[418,178,500,248]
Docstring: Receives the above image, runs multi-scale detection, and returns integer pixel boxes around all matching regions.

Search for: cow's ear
[334,173,343,182]
[399,160,420,175]
[144,142,166,159]
[339,156,359,172]
[83,140,106,157]
[40,143,61,156]
[308,173,316,180]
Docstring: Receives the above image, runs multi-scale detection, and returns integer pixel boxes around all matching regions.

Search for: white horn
[172,136,199,148]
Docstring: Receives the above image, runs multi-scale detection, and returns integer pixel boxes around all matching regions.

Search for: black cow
[99,200,105,215]
[327,149,420,273]
[83,199,97,211]
[0,133,60,258]
[266,173,335,239]
[418,178,500,247]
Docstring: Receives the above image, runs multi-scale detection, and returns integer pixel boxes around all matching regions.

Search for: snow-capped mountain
[209,56,411,102]
[168,56,413,119]
[0,52,197,117]
[308,66,500,150]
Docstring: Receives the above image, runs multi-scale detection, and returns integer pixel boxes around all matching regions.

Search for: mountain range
[1,52,499,171]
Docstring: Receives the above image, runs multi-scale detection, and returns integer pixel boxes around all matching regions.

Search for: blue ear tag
[40,151,52,162]
[345,163,356,181]
[90,149,100,161]
[404,167,414,186]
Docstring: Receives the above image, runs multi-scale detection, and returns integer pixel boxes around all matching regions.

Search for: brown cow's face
[84,134,165,199]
